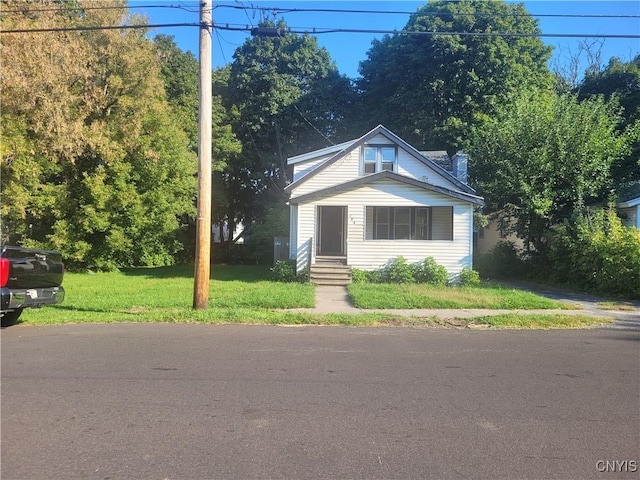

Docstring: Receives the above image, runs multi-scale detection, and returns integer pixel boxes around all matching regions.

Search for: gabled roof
[284,125,476,195]
[289,170,485,206]
[287,140,354,165]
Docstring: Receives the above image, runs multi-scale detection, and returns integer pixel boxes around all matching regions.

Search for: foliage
[459,267,481,287]
[469,89,630,251]
[547,207,640,298]
[411,257,449,285]
[351,268,369,284]
[382,256,415,284]
[475,241,526,280]
[1,1,196,270]
[221,19,357,236]
[245,206,289,264]
[354,257,450,285]
[351,268,383,284]
[270,260,298,283]
[357,0,553,151]
[577,55,640,188]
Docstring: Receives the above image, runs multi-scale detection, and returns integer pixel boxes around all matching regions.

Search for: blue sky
[130,1,640,80]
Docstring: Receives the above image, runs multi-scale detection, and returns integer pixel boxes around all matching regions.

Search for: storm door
[316,206,347,256]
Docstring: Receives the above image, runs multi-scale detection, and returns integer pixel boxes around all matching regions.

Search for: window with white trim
[362,145,396,174]
[365,206,453,240]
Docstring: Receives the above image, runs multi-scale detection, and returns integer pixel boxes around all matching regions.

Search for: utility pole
[193,0,212,310]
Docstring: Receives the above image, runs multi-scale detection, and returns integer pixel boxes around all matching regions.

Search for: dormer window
[363,145,396,174]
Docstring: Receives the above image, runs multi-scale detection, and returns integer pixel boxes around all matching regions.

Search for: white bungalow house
[284,125,484,283]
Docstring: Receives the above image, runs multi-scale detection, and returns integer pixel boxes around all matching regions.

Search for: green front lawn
[347,282,573,309]
[15,266,609,329]
[22,265,316,325]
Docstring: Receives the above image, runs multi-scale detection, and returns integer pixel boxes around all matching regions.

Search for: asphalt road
[2,324,638,480]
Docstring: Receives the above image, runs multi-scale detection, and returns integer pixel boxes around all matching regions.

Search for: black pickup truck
[1,246,65,327]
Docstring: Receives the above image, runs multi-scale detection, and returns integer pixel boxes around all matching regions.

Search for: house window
[375,207,390,239]
[394,207,411,239]
[366,206,453,240]
[363,145,396,174]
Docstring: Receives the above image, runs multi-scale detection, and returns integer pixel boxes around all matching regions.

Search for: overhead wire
[2,2,638,39]
[212,4,640,20]
[3,22,639,39]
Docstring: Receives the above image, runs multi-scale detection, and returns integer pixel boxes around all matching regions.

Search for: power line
[213,4,640,20]
[2,2,638,20]
[1,23,200,34]
[3,22,639,40]
[0,3,202,15]
[230,24,640,40]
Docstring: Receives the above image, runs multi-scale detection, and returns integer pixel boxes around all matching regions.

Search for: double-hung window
[363,146,396,174]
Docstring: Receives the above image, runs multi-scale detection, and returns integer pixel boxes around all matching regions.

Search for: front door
[317,206,346,256]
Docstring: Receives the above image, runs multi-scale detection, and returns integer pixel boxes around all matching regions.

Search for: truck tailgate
[1,246,65,289]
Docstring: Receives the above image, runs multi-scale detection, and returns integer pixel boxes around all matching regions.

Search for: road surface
[2,323,638,479]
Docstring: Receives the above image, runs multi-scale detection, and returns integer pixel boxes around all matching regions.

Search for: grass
[14,266,611,330]
[597,301,637,311]
[21,265,316,325]
[347,282,573,309]
[466,314,613,330]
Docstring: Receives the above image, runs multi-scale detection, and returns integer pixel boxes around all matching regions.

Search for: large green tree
[468,90,631,252]
[220,19,356,240]
[357,0,554,151]
[576,55,640,189]
[1,1,197,270]
[153,35,242,258]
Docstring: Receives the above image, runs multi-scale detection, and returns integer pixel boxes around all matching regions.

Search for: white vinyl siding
[292,149,361,197]
[396,149,459,190]
[292,156,333,182]
[287,130,478,277]
[291,179,474,276]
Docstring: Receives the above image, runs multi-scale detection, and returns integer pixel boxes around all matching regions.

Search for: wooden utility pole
[193,0,212,310]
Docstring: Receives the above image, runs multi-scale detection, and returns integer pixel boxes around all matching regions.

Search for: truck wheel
[1,308,23,327]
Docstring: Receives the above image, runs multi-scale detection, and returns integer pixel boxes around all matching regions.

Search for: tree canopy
[1,1,197,269]
[576,55,640,189]
[357,0,554,151]
[469,90,631,251]
[218,19,356,241]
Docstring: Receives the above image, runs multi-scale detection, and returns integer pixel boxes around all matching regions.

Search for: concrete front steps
[310,260,352,286]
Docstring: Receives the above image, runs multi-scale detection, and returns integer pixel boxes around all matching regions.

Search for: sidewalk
[290,285,640,330]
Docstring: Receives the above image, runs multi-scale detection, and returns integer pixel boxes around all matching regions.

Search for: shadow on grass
[120,264,274,282]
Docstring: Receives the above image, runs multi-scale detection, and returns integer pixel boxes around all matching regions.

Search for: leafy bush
[475,241,526,279]
[353,257,450,285]
[270,260,297,283]
[547,207,640,298]
[459,267,481,287]
[412,257,449,285]
[351,268,384,283]
[366,269,384,284]
[351,268,369,283]
[381,256,414,283]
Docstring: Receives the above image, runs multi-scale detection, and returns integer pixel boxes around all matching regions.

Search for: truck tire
[1,308,23,327]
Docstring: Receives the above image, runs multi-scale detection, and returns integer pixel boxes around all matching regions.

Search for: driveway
[2,323,638,479]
